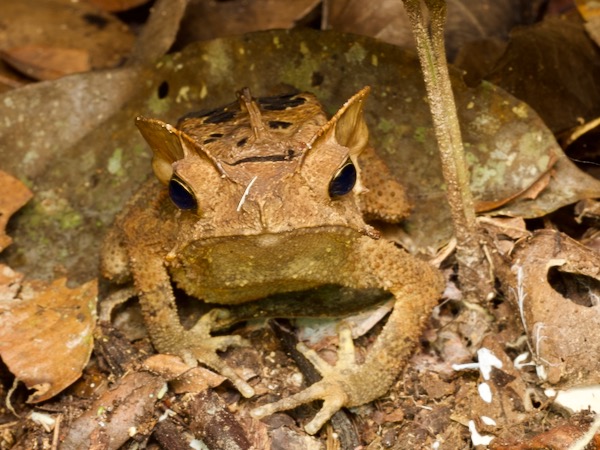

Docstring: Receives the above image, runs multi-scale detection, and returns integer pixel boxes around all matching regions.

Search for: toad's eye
[169,176,197,210]
[328,160,357,197]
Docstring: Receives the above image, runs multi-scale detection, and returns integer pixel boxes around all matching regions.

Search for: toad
[101,86,443,434]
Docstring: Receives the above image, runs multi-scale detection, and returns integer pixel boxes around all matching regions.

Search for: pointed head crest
[135,116,223,184]
[237,88,267,140]
[301,87,371,195]
[308,86,370,159]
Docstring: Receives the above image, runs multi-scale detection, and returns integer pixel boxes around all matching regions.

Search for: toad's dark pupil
[169,177,197,210]
[328,161,357,197]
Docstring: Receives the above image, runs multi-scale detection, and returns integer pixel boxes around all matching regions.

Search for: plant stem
[401,0,493,301]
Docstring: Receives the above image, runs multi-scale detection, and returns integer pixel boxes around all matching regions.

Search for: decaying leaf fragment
[484,16,600,134]
[60,371,165,450]
[327,0,541,60]
[577,0,600,47]
[0,0,134,74]
[143,354,227,394]
[86,0,150,13]
[490,416,600,449]
[0,45,91,81]
[0,170,32,251]
[505,230,600,387]
[176,0,321,46]
[0,275,97,402]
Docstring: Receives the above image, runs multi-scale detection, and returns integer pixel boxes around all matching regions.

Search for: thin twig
[401,0,493,302]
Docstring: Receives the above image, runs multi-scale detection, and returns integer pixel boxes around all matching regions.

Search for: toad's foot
[251,324,378,435]
[166,309,255,398]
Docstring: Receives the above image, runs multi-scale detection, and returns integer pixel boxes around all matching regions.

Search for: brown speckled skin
[101,87,443,434]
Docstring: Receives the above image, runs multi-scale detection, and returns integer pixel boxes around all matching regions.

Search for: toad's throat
[168,227,363,305]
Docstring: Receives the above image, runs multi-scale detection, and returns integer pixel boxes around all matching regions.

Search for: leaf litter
[0,0,134,80]
[0,170,98,406]
[1,1,600,448]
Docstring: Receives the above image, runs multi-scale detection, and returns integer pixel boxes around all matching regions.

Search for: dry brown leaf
[143,354,227,393]
[479,216,530,256]
[60,371,165,450]
[176,0,321,46]
[491,419,600,449]
[478,216,528,240]
[0,264,24,301]
[327,0,412,48]
[0,276,97,402]
[457,336,530,430]
[454,38,509,87]
[577,0,600,46]
[0,60,26,93]
[327,0,542,60]
[189,390,253,450]
[483,16,600,133]
[0,45,91,81]
[0,170,32,252]
[575,198,600,223]
[516,170,553,201]
[128,0,189,65]
[507,230,600,387]
[580,227,600,254]
[85,0,150,12]
[0,0,134,73]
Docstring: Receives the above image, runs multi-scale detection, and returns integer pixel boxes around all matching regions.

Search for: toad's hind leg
[251,237,443,434]
[130,248,255,398]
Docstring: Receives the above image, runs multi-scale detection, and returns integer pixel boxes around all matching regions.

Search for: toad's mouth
[168,226,369,305]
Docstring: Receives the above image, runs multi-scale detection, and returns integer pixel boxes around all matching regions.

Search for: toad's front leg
[130,248,255,398]
[251,237,443,434]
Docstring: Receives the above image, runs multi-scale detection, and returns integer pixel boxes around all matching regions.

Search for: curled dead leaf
[0,60,26,93]
[0,170,32,252]
[478,216,530,256]
[490,154,600,218]
[0,0,134,72]
[507,230,600,387]
[0,45,91,81]
[0,276,97,402]
[475,154,557,212]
